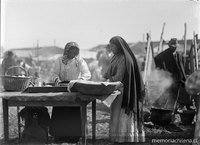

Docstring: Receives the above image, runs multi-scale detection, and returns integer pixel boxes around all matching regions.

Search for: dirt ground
[0,100,197,145]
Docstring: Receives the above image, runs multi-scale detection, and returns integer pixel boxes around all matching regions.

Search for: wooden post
[183,23,187,57]
[158,22,166,54]
[81,103,87,145]
[37,40,39,65]
[143,33,151,83]
[190,45,195,74]
[92,100,96,143]
[194,32,199,70]
[3,99,9,142]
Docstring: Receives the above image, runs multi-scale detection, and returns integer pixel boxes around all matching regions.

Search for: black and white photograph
[0,0,200,144]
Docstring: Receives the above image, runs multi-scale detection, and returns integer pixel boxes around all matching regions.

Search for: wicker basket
[1,66,31,91]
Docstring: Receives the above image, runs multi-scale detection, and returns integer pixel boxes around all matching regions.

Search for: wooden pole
[143,32,151,83]
[189,44,195,73]
[183,23,187,57]
[143,32,151,106]
[158,22,166,54]
[54,39,56,47]
[194,32,199,70]
[37,40,39,64]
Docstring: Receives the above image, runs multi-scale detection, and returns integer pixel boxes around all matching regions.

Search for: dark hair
[7,51,14,56]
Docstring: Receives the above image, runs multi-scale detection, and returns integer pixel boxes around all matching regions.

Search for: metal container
[150,107,173,126]
[179,110,195,125]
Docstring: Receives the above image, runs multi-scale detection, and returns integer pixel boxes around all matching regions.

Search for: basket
[1,66,31,91]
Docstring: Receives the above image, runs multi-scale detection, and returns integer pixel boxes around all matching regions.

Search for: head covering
[63,42,79,55]
[168,38,179,47]
[62,42,79,65]
[109,36,145,114]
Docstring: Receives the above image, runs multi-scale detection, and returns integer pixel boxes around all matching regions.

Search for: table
[0,91,108,145]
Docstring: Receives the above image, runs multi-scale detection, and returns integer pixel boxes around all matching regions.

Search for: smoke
[145,68,174,109]
[88,60,104,81]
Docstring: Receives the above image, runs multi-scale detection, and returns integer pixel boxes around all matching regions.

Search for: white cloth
[49,56,91,82]
[102,91,120,107]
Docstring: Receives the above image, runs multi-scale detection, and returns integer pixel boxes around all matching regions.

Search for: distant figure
[185,69,200,144]
[1,51,17,75]
[154,38,190,110]
[186,69,200,95]
[104,36,145,143]
[98,46,112,77]
[16,59,31,69]
[16,59,31,76]
[16,58,39,85]
[88,58,103,81]
[89,47,111,81]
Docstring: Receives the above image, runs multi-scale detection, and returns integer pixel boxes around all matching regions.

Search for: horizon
[1,0,200,50]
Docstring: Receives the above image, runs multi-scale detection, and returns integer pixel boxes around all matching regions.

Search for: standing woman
[104,36,145,143]
[1,51,17,75]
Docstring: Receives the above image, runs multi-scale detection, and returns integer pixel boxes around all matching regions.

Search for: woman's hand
[54,78,61,86]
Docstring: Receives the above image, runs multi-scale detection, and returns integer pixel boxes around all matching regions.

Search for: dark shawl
[154,48,186,82]
[109,36,145,115]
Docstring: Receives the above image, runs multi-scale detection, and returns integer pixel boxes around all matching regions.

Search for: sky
[1,0,200,50]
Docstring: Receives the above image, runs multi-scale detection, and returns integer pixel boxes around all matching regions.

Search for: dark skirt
[49,107,82,140]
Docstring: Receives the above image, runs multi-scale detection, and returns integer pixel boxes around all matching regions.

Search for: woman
[50,41,91,82]
[1,51,17,75]
[185,69,200,144]
[49,42,91,143]
[104,36,145,143]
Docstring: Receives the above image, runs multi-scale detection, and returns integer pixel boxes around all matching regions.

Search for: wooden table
[0,91,108,145]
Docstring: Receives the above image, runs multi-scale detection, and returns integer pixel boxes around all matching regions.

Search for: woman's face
[109,42,118,54]
[66,47,79,59]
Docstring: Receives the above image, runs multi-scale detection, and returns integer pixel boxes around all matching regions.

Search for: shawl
[109,36,145,114]
[154,48,186,82]
[62,42,79,65]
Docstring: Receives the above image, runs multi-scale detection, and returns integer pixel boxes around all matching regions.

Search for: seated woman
[49,42,91,143]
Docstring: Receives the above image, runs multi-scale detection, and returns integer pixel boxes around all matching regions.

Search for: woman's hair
[4,50,14,58]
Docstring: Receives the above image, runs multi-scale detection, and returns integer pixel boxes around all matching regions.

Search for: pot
[179,110,195,125]
[150,107,173,126]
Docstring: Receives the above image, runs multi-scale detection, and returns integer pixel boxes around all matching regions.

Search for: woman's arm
[49,58,61,83]
[78,58,91,80]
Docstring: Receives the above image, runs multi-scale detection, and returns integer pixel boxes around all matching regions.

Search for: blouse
[49,56,91,82]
